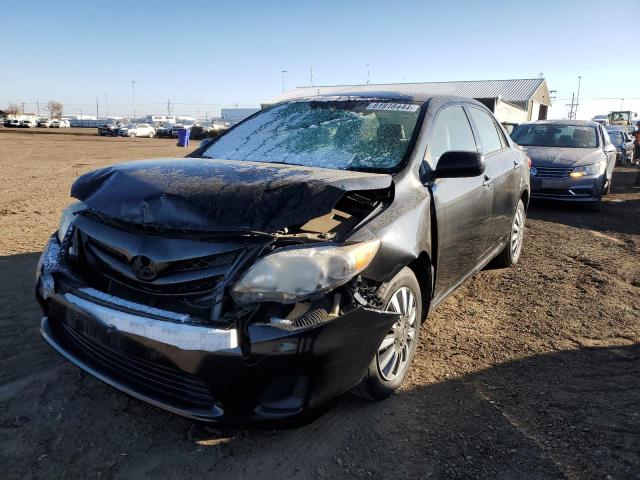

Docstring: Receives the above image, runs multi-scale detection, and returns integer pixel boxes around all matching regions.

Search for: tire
[148,131,155,138]
[602,175,612,195]
[352,267,422,400]
[494,199,526,268]
[129,132,136,138]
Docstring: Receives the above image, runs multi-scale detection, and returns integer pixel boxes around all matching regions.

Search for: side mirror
[434,151,485,178]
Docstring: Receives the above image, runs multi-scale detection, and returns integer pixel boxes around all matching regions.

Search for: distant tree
[47,101,63,119]
[6,103,20,116]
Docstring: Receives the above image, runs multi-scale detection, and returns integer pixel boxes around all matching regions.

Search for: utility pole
[567,92,576,119]
[366,64,370,85]
[574,76,582,119]
[96,97,99,118]
[131,80,136,118]
[104,93,108,118]
[167,99,171,116]
[281,70,287,94]
[620,98,625,110]
[36,99,40,116]
[20,102,25,113]
[310,66,314,86]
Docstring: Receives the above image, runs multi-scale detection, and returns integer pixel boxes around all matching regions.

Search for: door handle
[483,175,493,187]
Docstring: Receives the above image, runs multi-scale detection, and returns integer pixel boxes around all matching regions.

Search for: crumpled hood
[521,146,605,167]
[71,158,392,233]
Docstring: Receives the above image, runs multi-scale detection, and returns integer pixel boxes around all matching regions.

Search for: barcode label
[367,102,419,112]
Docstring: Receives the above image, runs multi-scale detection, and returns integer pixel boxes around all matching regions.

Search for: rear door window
[467,108,504,155]
[428,106,477,165]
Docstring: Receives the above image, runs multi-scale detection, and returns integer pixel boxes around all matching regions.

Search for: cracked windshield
[202,100,422,171]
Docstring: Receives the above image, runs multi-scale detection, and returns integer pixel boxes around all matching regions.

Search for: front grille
[80,232,243,297]
[534,188,593,198]
[168,251,238,274]
[69,215,265,320]
[532,166,574,178]
[61,323,217,408]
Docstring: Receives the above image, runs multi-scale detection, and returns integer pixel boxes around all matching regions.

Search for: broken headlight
[57,201,85,243]
[231,240,380,304]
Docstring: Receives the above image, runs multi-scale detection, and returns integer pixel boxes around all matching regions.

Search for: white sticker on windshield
[367,102,419,112]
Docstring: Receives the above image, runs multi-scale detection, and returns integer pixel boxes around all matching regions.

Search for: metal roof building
[264,78,551,123]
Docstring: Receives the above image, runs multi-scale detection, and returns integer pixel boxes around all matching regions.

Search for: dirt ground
[1,129,639,479]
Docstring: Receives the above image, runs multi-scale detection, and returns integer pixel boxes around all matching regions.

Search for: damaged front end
[36,160,399,424]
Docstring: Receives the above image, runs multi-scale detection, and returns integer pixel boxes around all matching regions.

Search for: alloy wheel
[377,287,417,381]
[511,203,525,261]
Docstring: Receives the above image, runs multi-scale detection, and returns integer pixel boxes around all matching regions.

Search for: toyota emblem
[130,255,158,281]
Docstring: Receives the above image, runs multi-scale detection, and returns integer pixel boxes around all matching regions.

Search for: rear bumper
[36,238,397,425]
[530,174,604,202]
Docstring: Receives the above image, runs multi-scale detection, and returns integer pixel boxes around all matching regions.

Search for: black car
[97,122,123,136]
[155,123,174,138]
[36,93,530,425]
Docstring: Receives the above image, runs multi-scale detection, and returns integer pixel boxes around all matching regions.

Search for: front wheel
[494,199,526,268]
[602,175,612,195]
[129,132,136,138]
[352,267,422,400]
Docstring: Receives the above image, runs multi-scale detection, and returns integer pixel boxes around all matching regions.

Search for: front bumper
[36,238,397,425]
[530,174,605,202]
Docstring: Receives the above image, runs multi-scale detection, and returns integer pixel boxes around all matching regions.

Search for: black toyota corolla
[36,93,530,425]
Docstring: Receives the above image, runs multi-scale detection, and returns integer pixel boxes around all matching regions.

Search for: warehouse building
[263,78,551,124]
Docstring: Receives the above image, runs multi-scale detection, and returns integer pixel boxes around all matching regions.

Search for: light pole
[104,93,108,118]
[366,64,370,85]
[574,76,581,119]
[131,81,136,118]
[281,70,287,94]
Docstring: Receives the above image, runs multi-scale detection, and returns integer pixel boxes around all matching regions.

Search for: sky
[2,0,639,120]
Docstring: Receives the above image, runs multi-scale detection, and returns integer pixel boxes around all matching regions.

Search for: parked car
[50,119,70,128]
[38,119,53,127]
[170,122,194,137]
[155,123,175,138]
[591,114,609,125]
[511,120,617,208]
[98,122,124,136]
[606,127,634,164]
[20,119,36,128]
[8,119,21,128]
[189,123,218,140]
[118,123,156,138]
[36,93,530,425]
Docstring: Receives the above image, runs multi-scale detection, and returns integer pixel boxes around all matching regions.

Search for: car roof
[286,91,487,107]
[518,119,600,127]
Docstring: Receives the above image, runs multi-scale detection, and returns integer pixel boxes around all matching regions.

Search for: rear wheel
[494,199,525,268]
[352,267,422,400]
